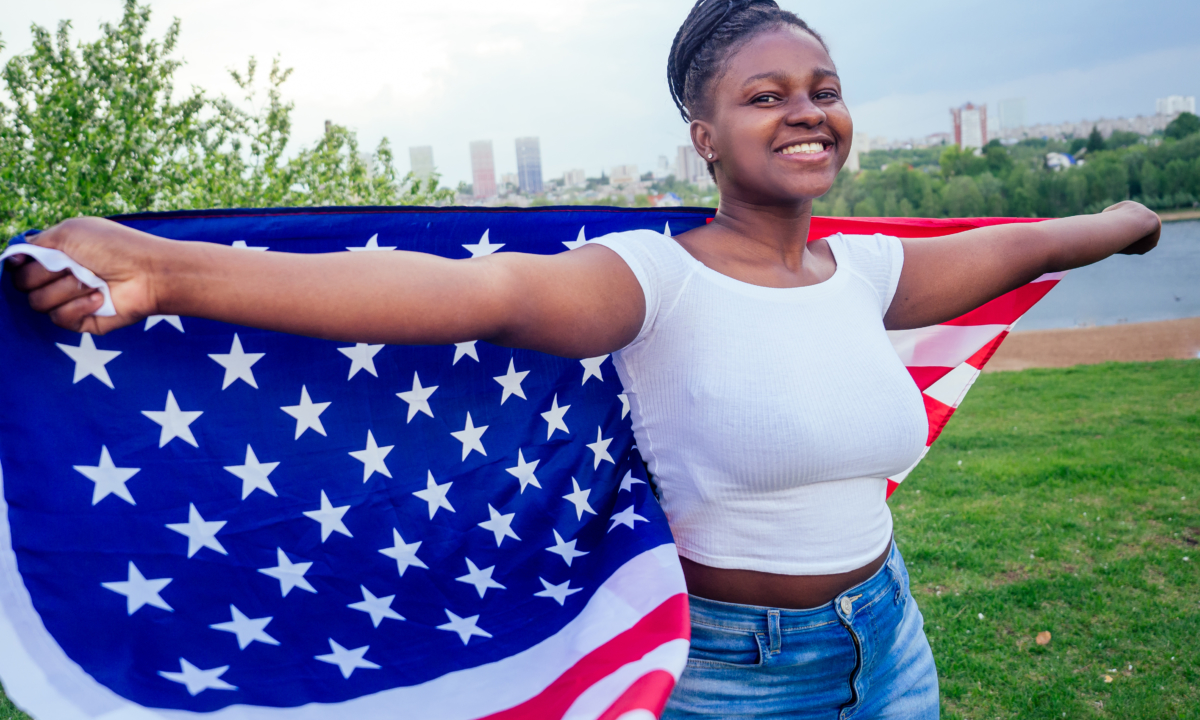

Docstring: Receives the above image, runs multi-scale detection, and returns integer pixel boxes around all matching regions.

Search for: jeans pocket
[686,621,763,668]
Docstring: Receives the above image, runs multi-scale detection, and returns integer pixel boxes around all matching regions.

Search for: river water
[1015,219,1200,331]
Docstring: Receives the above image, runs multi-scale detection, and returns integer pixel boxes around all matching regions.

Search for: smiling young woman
[6,0,1161,717]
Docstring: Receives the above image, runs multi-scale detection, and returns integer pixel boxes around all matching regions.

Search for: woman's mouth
[776,141,833,159]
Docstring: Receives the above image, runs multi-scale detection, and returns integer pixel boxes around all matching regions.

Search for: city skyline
[3,1,1198,187]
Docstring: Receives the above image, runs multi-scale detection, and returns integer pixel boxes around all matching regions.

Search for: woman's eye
[815,91,840,101]
[753,95,780,104]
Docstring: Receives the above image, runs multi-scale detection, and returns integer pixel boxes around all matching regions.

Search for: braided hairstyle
[668,1,828,124]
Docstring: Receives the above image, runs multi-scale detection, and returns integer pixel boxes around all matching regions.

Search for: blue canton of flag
[0,207,711,719]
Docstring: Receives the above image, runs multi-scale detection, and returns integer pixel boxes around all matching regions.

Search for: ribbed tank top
[591,229,927,575]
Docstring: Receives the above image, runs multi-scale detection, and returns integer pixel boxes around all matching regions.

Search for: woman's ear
[690,120,717,163]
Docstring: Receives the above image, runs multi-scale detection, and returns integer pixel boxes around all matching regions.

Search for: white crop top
[591,230,927,575]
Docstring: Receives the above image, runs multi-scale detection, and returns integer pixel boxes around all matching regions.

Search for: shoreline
[985,317,1200,372]
[1156,208,1200,223]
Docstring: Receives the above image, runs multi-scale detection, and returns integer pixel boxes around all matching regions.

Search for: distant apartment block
[500,173,519,192]
[655,155,671,179]
[470,141,497,199]
[674,146,713,188]
[563,168,586,188]
[409,146,435,181]
[1157,95,1196,116]
[515,137,544,195]
[610,164,640,186]
[997,98,1026,138]
[951,102,987,149]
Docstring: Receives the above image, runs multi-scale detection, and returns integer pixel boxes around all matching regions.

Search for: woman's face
[695,27,852,205]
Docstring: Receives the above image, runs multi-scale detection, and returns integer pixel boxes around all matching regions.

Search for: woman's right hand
[5,216,162,335]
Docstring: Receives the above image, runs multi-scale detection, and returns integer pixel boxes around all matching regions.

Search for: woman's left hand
[1103,201,1161,255]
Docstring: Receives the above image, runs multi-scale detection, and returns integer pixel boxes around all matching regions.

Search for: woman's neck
[707,194,814,271]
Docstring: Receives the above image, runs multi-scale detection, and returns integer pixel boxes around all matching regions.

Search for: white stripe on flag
[924,362,982,409]
[888,324,1007,369]
[561,640,690,720]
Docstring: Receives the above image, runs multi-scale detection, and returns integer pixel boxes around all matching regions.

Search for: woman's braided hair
[667,0,827,124]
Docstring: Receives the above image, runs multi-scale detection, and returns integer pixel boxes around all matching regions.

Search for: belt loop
[767,609,781,655]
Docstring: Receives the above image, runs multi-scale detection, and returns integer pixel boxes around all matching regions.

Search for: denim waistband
[685,539,904,632]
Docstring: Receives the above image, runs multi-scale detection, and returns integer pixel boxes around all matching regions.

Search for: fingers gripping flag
[0,208,1059,720]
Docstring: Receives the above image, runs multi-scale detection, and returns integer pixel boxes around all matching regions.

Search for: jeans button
[840,596,853,615]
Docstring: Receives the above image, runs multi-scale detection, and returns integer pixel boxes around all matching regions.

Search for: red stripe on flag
[596,670,679,720]
[941,280,1059,327]
[965,330,1010,370]
[809,216,1046,241]
[482,594,690,720]
[924,393,956,446]
[885,478,901,499]
[907,365,954,392]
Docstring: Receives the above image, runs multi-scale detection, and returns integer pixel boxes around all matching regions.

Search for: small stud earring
[707,153,714,159]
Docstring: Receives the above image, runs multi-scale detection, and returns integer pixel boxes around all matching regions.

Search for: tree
[0,1,452,240]
[1086,125,1105,153]
[1165,112,1200,141]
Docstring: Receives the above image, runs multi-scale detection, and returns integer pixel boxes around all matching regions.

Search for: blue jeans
[662,542,938,719]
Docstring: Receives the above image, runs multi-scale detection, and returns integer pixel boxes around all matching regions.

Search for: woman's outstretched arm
[6,216,645,359]
[884,201,1161,331]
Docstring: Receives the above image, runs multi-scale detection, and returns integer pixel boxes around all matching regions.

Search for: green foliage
[0,0,452,241]
[1086,125,1106,153]
[1165,112,1200,141]
[901,359,1200,718]
[821,125,1200,218]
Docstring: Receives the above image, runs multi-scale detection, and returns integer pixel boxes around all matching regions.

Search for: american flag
[0,208,1058,720]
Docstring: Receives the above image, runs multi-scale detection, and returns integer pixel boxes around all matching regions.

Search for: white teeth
[780,142,826,155]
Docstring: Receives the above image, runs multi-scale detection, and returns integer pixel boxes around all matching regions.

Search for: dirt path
[985,317,1200,372]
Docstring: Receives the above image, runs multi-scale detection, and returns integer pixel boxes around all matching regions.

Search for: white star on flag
[535,578,582,606]
[456,558,506,598]
[451,412,488,460]
[546,529,588,566]
[663,222,672,237]
[563,478,597,520]
[315,639,381,678]
[158,659,236,695]
[609,505,649,532]
[208,334,264,389]
[302,491,353,541]
[73,446,139,505]
[210,605,278,649]
[587,427,615,469]
[348,586,404,627]
[281,386,330,439]
[145,315,184,332]
[349,430,393,482]
[618,393,630,419]
[56,333,121,388]
[413,471,455,519]
[580,355,608,384]
[378,529,428,576]
[166,503,228,557]
[101,561,172,615]
[478,504,520,546]
[224,445,280,499]
[231,240,269,251]
[462,229,505,257]
[142,391,203,448]
[437,610,492,645]
[347,234,395,252]
[338,343,385,379]
[493,358,530,404]
[396,372,437,421]
[563,226,588,250]
[541,394,571,440]
[619,470,646,493]
[505,449,541,492]
[258,548,316,597]
[453,341,479,364]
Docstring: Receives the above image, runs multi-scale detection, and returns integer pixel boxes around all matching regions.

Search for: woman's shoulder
[824,232,905,312]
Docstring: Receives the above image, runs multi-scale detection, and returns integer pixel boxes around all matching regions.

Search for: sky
[1,0,1198,187]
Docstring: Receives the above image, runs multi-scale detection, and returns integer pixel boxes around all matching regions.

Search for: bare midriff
[679,538,892,610]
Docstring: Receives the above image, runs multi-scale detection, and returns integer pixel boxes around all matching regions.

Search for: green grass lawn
[1,360,1197,719]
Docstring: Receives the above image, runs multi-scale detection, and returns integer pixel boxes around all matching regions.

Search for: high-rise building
[1157,95,1196,116]
[674,145,712,188]
[844,132,870,173]
[409,146,435,181]
[563,169,587,188]
[610,164,640,185]
[469,141,497,199]
[951,103,987,149]
[515,137,544,195]
[997,98,1026,138]
[655,156,671,179]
